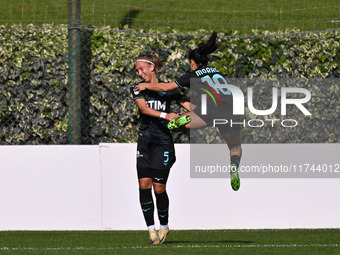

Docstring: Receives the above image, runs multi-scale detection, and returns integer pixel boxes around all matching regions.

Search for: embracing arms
[134,81,179,93]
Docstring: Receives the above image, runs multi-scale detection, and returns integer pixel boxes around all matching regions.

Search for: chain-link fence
[0,24,339,145]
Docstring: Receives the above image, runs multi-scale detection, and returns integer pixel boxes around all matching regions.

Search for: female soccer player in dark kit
[134,32,242,192]
[131,51,190,244]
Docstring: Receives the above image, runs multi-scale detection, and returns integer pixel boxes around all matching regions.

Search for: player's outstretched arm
[135,81,179,92]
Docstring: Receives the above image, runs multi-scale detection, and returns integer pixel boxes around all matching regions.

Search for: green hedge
[0,25,339,144]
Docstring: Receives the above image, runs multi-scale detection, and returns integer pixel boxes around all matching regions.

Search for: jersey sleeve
[175,72,192,88]
[131,84,145,101]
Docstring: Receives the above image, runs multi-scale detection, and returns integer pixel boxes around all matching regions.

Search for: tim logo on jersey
[147,100,166,111]
[195,77,312,128]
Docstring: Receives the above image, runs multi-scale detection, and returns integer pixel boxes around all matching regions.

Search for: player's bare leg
[169,111,242,191]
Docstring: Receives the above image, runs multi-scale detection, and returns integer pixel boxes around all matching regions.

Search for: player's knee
[153,184,166,194]
[138,178,152,189]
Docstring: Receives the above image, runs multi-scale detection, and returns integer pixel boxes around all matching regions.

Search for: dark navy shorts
[136,140,176,184]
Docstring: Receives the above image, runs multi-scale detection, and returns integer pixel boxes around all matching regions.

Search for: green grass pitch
[1,229,340,255]
[0,0,339,33]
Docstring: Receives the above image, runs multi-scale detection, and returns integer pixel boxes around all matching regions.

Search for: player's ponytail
[189,32,220,66]
[136,51,163,71]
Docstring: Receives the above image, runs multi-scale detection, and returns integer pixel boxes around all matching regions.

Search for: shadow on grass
[120,9,140,28]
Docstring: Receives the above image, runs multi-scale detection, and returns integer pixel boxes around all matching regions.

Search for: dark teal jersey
[131,81,187,144]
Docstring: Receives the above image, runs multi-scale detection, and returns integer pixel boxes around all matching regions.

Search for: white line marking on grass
[0,244,339,251]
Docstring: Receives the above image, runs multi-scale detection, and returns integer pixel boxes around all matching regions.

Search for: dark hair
[136,51,163,70]
[188,32,220,66]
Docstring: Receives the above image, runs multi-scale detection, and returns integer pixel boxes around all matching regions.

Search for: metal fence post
[68,0,82,144]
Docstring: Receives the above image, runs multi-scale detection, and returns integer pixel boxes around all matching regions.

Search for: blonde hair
[136,51,163,71]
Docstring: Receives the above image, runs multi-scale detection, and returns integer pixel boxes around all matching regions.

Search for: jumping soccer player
[131,52,190,244]
[134,32,242,191]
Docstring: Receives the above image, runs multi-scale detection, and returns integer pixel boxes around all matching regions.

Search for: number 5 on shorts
[163,151,169,166]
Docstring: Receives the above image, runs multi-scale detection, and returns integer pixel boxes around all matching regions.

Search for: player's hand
[134,83,148,92]
[165,113,180,121]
